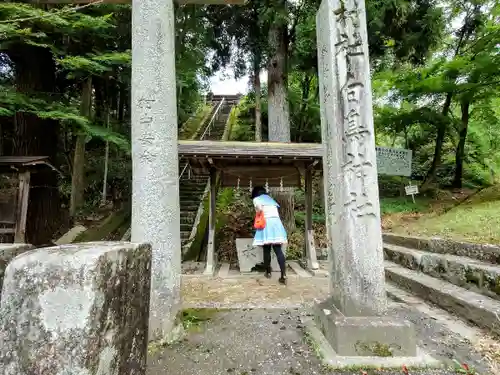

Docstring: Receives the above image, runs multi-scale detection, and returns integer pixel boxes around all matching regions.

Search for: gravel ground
[147,307,492,375]
[181,275,330,308]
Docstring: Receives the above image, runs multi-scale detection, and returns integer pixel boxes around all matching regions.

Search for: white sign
[376,146,412,177]
[405,185,419,195]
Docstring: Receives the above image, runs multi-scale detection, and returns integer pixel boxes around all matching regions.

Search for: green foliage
[0,2,225,220]
[0,86,130,152]
[372,0,500,187]
[380,197,429,215]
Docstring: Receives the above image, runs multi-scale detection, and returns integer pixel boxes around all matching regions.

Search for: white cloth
[253,197,279,218]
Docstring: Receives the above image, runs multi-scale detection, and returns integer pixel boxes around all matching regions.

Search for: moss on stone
[464,268,482,287]
[74,207,131,242]
[355,341,394,357]
[179,104,213,141]
[493,276,500,295]
[182,195,209,261]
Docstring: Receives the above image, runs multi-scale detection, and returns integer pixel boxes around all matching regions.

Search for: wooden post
[204,167,217,275]
[305,168,319,270]
[14,171,31,243]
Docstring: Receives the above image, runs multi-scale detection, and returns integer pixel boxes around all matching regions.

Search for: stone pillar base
[306,299,440,368]
[314,299,416,356]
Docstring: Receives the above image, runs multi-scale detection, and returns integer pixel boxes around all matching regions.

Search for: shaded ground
[148,307,492,375]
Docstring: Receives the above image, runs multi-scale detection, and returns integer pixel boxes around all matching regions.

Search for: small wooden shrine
[179,140,323,271]
[0,156,53,243]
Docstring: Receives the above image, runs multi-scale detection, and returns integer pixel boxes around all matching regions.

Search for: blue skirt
[253,217,287,246]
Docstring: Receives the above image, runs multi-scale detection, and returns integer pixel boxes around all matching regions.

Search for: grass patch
[180,308,223,332]
[147,308,223,355]
[303,330,323,360]
[391,185,500,244]
[380,197,430,215]
[395,199,500,244]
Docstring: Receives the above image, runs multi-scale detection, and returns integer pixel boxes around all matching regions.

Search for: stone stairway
[179,100,232,245]
[383,233,500,335]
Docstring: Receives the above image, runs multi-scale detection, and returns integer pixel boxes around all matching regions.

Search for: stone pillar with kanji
[314,0,421,360]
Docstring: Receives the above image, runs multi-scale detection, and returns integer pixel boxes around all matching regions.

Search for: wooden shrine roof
[178,140,322,160]
[0,156,49,167]
[0,156,55,173]
[178,140,322,188]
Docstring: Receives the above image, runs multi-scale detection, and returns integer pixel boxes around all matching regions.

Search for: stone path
[146,274,499,374]
[147,307,491,375]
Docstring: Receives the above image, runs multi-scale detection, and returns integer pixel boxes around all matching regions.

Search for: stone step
[180,199,203,208]
[180,210,197,218]
[384,261,500,335]
[383,233,500,264]
[204,131,225,139]
[179,186,207,193]
[181,191,203,198]
[180,216,195,225]
[179,204,201,211]
[180,189,205,196]
[180,223,194,232]
[384,244,500,300]
[179,190,206,198]
[179,178,208,184]
[180,178,208,185]
[179,197,203,205]
[180,197,202,204]
[180,192,203,204]
[181,230,191,239]
[179,203,201,211]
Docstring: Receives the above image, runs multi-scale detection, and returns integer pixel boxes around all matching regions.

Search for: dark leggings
[263,244,286,277]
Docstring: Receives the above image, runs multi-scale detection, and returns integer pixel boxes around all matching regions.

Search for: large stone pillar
[313,0,420,361]
[131,0,182,341]
[317,0,386,317]
[0,242,151,375]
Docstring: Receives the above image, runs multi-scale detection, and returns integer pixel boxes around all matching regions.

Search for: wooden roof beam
[178,140,323,158]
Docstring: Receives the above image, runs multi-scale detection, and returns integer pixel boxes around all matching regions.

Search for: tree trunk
[452,99,470,188]
[297,74,311,142]
[254,64,262,142]
[9,44,61,245]
[102,110,110,206]
[268,11,295,233]
[421,92,452,190]
[70,77,92,218]
[268,22,290,142]
[94,78,104,121]
[118,83,127,122]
